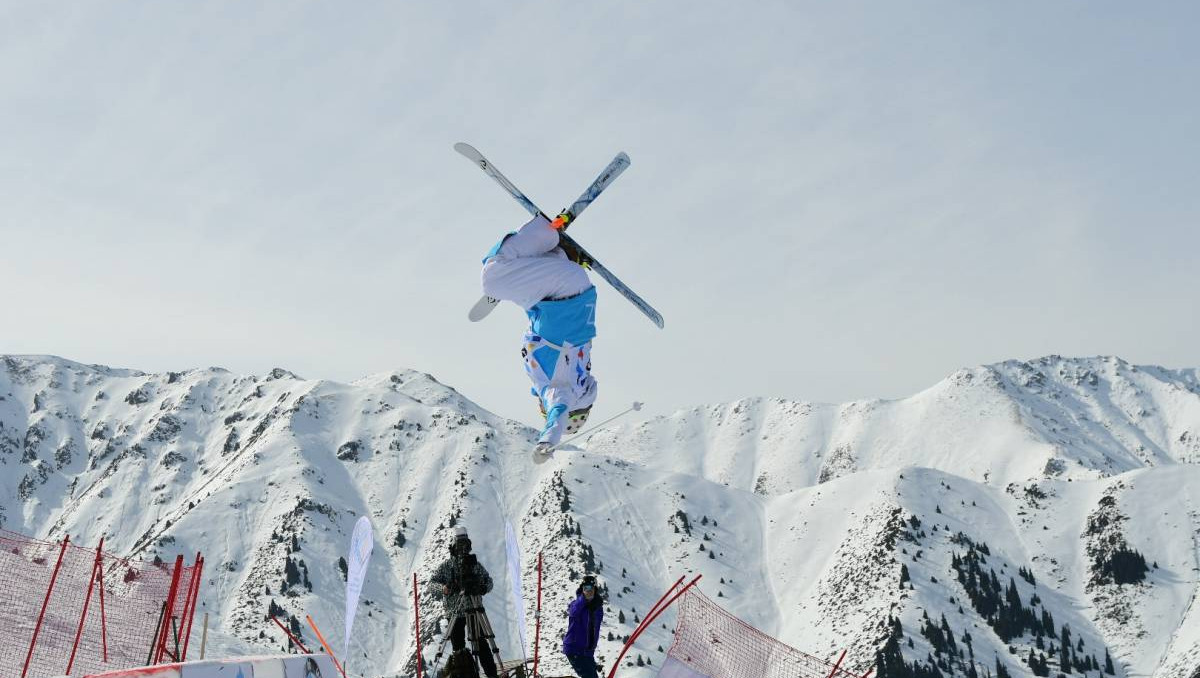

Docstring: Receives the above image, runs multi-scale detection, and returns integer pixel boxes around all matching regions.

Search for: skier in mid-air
[481,212,597,454]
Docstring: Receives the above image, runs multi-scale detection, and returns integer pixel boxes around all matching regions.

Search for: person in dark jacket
[562,574,604,678]
[429,528,498,678]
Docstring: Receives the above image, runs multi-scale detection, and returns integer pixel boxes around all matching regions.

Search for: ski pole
[550,402,643,451]
[306,614,347,678]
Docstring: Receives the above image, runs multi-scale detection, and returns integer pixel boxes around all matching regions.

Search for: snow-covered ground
[2,354,1198,678]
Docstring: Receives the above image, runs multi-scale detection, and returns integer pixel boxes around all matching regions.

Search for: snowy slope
[2,354,1198,678]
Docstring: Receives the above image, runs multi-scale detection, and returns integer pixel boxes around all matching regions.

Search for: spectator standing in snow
[562,574,604,678]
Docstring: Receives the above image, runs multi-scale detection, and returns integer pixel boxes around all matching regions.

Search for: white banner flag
[345,516,374,659]
[505,522,529,659]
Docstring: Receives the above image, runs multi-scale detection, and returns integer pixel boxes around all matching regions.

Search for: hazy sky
[2,1,1197,429]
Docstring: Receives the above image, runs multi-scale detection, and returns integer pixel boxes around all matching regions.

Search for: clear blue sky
[3,1,1197,428]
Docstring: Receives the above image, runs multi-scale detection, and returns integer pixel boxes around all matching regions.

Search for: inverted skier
[481,212,597,454]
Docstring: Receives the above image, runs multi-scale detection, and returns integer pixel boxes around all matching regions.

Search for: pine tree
[1104,649,1115,675]
[1060,625,1072,674]
[940,614,957,655]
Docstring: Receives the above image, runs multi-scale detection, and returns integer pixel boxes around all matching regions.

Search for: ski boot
[564,406,592,435]
[558,236,593,269]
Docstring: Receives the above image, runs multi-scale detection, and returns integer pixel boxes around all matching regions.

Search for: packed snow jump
[455,143,663,457]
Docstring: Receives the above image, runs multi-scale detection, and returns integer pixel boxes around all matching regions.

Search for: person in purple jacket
[562,574,604,678]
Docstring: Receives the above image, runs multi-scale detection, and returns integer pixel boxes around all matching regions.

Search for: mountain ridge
[1,354,1197,678]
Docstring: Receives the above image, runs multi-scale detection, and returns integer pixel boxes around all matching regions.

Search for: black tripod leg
[431,613,464,677]
[464,597,501,678]
[475,607,505,675]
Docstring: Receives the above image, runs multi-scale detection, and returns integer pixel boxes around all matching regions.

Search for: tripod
[432,595,504,678]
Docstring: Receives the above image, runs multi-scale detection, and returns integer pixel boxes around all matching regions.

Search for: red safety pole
[180,554,204,660]
[606,575,701,678]
[67,536,105,675]
[414,573,423,678]
[623,575,685,646]
[155,555,185,663]
[271,615,312,654]
[824,649,847,678]
[626,575,699,652]
[177,556,198,656]
[532,552,543,678]
[609,571,686,662]
[22,535,71,678]
[98,549,109,662]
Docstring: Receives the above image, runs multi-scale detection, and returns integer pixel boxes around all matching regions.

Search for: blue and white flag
[345,516,374,658]
[505,521,529,659]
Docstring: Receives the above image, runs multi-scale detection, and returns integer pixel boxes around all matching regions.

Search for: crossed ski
[455,143,665,329]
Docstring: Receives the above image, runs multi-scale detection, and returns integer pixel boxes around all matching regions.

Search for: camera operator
[562,574,604,678]
[430,528,498,678]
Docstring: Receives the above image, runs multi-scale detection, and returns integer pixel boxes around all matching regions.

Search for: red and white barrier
[68,654,338,678]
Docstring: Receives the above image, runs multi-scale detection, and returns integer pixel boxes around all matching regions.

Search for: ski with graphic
[454,143,665,329]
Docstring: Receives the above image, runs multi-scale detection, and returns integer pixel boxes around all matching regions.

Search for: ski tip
[454,142,481,160]
[468,295,500,322]
[617,152,631,166]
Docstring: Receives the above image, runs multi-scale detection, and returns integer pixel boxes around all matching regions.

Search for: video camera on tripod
[432,528,502,678]
[449,535,490,597]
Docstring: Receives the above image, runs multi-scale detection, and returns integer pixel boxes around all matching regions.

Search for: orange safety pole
[67,536,105,674]
[23,535,71,678]
[306,614,348,678]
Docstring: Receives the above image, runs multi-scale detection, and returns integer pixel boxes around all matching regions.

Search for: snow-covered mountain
[2,354,1198,678]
